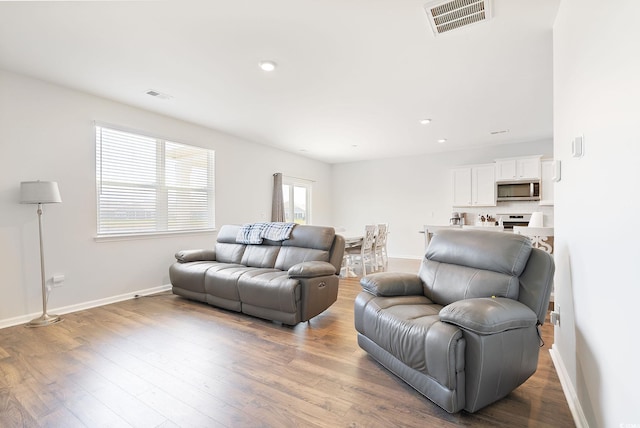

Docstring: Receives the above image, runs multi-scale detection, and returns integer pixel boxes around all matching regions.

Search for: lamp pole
[27,203,61,327]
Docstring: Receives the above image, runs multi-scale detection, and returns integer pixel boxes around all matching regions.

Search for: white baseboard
[550,345,590,428]
[0,284,172,330]
[389,254,422,260]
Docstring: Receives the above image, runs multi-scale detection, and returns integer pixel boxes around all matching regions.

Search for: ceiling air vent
[424,0,492,36]
[145,89,173,100]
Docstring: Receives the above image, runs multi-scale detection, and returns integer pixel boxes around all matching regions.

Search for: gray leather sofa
[170,224,345,325]
[354,229,554,413]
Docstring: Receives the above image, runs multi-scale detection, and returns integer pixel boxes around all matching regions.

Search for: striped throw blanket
[236,222,296,244]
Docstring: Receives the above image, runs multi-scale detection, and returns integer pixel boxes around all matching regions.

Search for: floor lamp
[20,180,63,327]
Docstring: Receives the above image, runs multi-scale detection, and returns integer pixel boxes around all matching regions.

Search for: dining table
[336,231,364,278]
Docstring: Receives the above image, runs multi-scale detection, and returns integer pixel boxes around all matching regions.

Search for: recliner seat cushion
[205,266,277,303]
[237,270,300,313]
[355,293,464,390]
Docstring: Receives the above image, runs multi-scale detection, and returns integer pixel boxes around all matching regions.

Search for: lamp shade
[20,181,62,204]
[529,211,544,227]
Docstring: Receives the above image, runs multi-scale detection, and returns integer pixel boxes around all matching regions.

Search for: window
[282,177,312,224]
[95,124,215,236]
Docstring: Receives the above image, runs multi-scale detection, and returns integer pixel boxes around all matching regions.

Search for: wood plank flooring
[0,258,574,427]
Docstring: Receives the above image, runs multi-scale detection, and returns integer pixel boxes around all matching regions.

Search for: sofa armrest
[439,297,538,335]
[175,249,216,263]
[288,261,336,278]
[360,272,423,297]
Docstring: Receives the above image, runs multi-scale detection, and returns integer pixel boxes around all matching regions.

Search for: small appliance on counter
[495,213,532,231]
[450,212,465,226]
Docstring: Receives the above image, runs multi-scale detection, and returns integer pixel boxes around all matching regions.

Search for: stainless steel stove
[496,213,531,230]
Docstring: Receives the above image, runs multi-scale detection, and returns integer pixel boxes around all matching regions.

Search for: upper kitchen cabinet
[452,164,496,207]
[495,156,542,181]
[539,159,555,205]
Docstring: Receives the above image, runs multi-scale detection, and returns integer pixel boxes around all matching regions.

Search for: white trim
[0,284,172,330]
[95,229,216,242]
[550,345,590,428]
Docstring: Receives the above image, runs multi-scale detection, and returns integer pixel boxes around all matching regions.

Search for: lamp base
[26,313,62,328]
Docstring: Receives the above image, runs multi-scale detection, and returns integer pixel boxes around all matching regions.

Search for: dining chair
[344,225,377,276]
[374,223,389,270]
[513,226,554,254]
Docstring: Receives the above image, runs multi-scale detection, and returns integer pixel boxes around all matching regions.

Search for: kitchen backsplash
[455,201,554,227]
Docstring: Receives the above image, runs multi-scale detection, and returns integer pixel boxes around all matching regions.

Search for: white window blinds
[95,125,215,236]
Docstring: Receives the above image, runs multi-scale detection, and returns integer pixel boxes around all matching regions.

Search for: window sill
[94,229,217,243]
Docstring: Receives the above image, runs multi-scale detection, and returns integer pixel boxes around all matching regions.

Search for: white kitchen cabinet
[495,156,541,181]
[452,164,496,207]
[539,159,555,205]
[452,168,472,206]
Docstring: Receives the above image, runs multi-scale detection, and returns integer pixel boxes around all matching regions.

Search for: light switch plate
[552,160,561,182]
[572,136,584,158]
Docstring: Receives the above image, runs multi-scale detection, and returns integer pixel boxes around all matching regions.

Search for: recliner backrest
[215,224,246,263]
[214,224,343,272]
[275,225,336,270]
[518,247,555,324]
[419,229,532,306]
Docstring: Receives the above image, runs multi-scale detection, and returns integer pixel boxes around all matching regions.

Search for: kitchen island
[420,225,461,248]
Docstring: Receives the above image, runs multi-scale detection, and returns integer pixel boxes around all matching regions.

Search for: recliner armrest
[439,297,537,335]
[175,249,216,263]
[288,261,336,278]
[360,272,423,297]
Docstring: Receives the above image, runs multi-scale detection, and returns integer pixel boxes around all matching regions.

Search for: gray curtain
[271,173,285,222]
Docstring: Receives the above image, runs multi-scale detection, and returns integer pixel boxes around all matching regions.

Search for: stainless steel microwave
[496,181,540,201]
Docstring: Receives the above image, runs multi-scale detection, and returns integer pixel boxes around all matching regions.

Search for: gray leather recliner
[354,229,554,413]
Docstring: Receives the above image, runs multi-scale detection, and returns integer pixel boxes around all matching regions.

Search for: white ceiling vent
[145,89,173,100]
[424,0,492,36]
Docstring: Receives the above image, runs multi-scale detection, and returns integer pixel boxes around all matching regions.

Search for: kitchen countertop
[462,224,505,231]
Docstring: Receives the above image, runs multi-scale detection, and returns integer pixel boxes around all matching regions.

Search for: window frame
[94,123,215,241]
[282,176,312,225]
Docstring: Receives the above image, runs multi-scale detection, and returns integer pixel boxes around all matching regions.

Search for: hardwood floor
[0,259,574,427]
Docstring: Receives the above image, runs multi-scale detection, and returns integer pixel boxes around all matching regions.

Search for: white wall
[553,1,640,427]
[331,140,553,258]
[0,70,333,324]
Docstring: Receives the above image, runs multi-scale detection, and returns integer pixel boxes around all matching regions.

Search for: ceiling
[0,0,560,164]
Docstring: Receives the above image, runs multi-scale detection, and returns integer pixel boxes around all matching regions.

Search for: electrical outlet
[52,274,65,287]
[550,305,560,326]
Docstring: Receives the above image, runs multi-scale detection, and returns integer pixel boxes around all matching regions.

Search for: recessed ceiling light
[259,60,277,72]
[420,118,432,125]
[437,138,447,143]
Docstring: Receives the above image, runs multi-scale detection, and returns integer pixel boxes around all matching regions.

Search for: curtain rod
[274,173,316,183]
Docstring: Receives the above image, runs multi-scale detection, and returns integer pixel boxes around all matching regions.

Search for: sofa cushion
[282,225,335,251]
[241,245,280,268]
[273,225,335,270]
[204,265,271,305]
[215,242,246,264]
[237,271,300,313]
[169,261,219,294]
